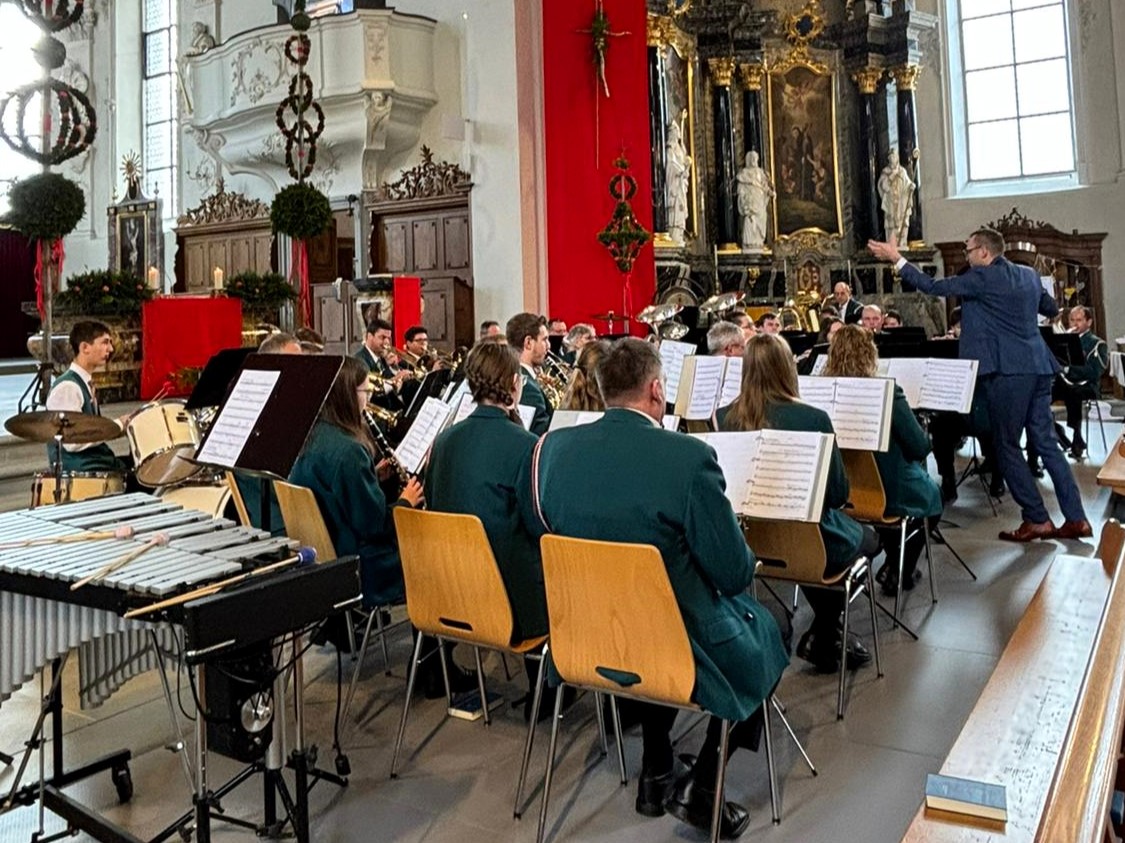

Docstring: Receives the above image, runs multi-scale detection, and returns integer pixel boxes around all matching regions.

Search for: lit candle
[212,267,224,290]
[147,266,159,291]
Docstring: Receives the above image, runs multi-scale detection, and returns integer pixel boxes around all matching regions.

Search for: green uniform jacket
[875,387,943,519]
[1067,330,1108,394]
[521,408,788,723]
[233,471,286,537]
[46,369,120,472]
[719,400,863,574]
[520,369,552,436]
[426,405,546,641]
[289,421,405,607]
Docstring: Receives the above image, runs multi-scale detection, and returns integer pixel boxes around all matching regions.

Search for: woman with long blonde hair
[721,334,880,674]
[822,324,942,596]
[559,339,611,411]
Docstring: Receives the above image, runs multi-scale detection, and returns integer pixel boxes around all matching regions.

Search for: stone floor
[0,420,1121,843]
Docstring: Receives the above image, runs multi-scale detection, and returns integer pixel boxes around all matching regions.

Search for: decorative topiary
[226,270,297,319]
[5,172,85,240]
[269,182,331,241]
[55,269,154,317]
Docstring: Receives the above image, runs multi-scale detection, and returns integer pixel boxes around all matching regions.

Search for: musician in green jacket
[522,338,788,839]
[1053,305,1108,460]
[506,312,553,435]
[823,325,942,595]
[720,334,880,671]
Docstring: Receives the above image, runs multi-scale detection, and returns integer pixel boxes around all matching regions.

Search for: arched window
[143,0,178,213]
[0,6,48,212]
[947,0,1077,190]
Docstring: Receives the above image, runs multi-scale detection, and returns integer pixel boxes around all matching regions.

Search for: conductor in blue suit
[868,230,1089,542]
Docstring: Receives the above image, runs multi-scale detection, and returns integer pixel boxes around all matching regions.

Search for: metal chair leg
[390,632,425,779]
[923,519,937,604]
[594,692,609,756]
[893,520,906,626]
[438,639,452,706]
[710,721,731,843]
[535,684,568,843]
[514,646,548,819]
[837,575,851,720]
[375,605,391,675]
[1095,400,1108,450]
[473,647,490,726]
[608,695,626,785]
[867,565,884,679]
[763,698,780,824]
[341,608,379,725]
[345,609,358,661]
[931,525,977,580]
[770,696,816,776]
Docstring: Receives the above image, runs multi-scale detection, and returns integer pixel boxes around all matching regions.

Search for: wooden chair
[1096,518,1125,576]
[743,520,883,720]
[224,471,251,527]
[840,449,936,639]
[537,535,810,843]
[273,480,400,721]
[390,508,548,817]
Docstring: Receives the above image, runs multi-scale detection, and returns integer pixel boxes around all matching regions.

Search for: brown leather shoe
[1054,519,1093,540]
[998,521,1057,542]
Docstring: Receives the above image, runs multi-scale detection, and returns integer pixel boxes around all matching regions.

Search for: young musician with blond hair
[823,325,942,595]
[558,339,610,412]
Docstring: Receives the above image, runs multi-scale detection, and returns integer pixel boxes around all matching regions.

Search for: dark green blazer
[289,421,406,607]
[522,408,788,723]
[719,400,863,574]
[1066,330,1108,394]
[426,405,546,641]
[47,370,120,472]
[875,387,943,520]
[520,368,552,436]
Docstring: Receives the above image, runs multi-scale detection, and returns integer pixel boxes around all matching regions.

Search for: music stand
[404,368,453,423]
[184,346,256,411]
[1040,329,1084,367]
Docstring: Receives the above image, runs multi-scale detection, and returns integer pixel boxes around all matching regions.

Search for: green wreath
[5,172,85,240]
[269,182,331,241]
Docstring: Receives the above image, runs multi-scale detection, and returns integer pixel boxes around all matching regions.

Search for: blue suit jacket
[900,258,1058,376]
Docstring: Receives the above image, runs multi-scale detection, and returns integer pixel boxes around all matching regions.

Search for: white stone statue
[877,151,915,246]
[186,22,216,56]
[736,150,775,251]
[665,120,692,245]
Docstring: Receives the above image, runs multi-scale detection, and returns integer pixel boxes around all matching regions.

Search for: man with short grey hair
[860,304,883,333]
[833,281,864,324]
[706,321,746,357]
[258,332,302,354]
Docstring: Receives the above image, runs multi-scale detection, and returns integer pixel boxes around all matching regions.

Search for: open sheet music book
[394,396,453,474]
[550,412,683,432]
[446,393,535,432]
[798,376,894,452]
[659,340,697,404]
[673,355,727,420]
[879,358,979,414]
[692,430,834,522]
[719,357,743,407]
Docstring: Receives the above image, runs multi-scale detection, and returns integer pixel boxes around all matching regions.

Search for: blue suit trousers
[985,374,1086,524]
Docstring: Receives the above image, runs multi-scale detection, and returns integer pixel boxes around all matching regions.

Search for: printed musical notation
[395,397,453,474]
[883,358,978,414]
[719,357,743,407]
[677,356,727,420]
[798,376,893,451]
[196,369,280,467]
[659,340,696,404]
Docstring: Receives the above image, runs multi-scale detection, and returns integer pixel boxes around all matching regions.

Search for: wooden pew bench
[1097,435,1125,498]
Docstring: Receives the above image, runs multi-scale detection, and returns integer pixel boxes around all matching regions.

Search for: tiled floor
[0,422,1121,843]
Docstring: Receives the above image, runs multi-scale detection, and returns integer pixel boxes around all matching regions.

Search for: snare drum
[160,483,232,519]
[31,471,125,508]
[127,400,201,487]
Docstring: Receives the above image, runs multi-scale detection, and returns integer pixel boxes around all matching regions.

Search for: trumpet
[387,347,427,380]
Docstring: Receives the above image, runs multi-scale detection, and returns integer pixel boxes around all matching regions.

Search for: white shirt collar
[618,407,660,427]
[520,362,537,377]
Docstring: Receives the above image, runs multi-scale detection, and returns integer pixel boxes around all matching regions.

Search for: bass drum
[31,472,125,509]
[127,400,201,488]
[160,483,232,519]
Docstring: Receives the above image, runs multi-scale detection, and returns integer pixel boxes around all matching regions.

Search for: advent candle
[147,266,159,291]
[212,267,224,290]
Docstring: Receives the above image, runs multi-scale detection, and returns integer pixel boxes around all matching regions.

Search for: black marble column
[852,67,883,244]
[648,45,669,235]
[893,64,924,244]
[709,57,738,248]
[738,63,764,160]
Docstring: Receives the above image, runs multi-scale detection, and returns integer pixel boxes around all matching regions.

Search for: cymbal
[637,303,683,325]
[5,411,122,445]
[590,311,630,322]
[699,291,745,314]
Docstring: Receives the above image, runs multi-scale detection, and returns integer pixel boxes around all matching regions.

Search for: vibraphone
[0,491,360,843]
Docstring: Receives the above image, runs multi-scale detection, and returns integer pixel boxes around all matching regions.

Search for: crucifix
[578,0,630,165]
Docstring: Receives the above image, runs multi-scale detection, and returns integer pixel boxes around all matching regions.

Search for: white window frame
[943,0,1085,199]
[142,0,178,218]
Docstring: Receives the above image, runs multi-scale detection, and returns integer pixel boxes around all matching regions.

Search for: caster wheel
[112,764,133,803]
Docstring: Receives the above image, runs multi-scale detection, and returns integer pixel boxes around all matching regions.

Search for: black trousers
[803,524,881,639]
[639,699,766,787]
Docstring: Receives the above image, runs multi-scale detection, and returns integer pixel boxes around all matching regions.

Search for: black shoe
[940,477,958,504]
[665,772,750,839]
[636,769,674,818]
[989,477,1005,498]
[417,662,478,700]
[524,684,576,723]
[1070,437,1086,461]
[882,568,921,596]
[797,630,872,674]
[1054,423,1072,449]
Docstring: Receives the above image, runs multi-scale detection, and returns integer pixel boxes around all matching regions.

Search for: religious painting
[116,212,148,280]
[356,291,393,333]
[766,64,842,239]
[107,196,163,285]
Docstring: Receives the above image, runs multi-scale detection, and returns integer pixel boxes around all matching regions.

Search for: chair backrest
[1096,519,1125,576]
[742,519,842,585]
[841,449,893,523]
[539,535,695,708]
[225,471,251,527]
[273,480,336,561]
[393,508,516,650]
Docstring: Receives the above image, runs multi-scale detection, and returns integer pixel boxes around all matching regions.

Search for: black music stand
[1040,329,1084,367]
[184,347,256,411]
[188,353,346,843]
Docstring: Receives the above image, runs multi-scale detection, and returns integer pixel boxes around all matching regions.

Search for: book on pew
[659,340,697,404]
[447,689,505,722]
[692,430,834,522]
[879,357,979,414]
[798,376,894,451]
[924,773,1007,822]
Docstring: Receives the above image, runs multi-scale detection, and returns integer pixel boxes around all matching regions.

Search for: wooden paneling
[384,221,408,272]
[412,219,438,271]
[175,220,275,293]
[443,215,470,269]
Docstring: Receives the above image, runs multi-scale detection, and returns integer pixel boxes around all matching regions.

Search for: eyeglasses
[964,244,984,255]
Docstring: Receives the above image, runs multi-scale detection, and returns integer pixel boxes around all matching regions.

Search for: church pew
[1096,434,1125,498]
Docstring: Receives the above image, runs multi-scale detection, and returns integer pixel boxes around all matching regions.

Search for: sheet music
[659,340,696,404]
[662,414,681,432]
[450,394,477,425]
[394,397,453,474]
[918,358,978,414]
[445,379,471,405]
[549,410,603,431]
[719,357,743,407]
[797,376,838,414]
[810,355,829,376]
[692,432,761,514]
[831,378,893,451]
[681,356,726,420]
[196,369,279,467]
[745,430,831,522]
[517,405,536,431]
[883,358,927,408]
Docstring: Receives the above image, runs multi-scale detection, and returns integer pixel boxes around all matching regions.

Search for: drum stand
[17,363,54,414]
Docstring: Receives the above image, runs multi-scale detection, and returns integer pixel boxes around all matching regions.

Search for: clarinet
[362,407,410,493]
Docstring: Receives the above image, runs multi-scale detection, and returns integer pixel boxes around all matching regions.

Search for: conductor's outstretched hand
[867,236,902,264]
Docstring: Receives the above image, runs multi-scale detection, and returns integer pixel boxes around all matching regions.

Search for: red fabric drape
[292,239,311,328]
[541,0,654,334]
[141,297,243,399]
